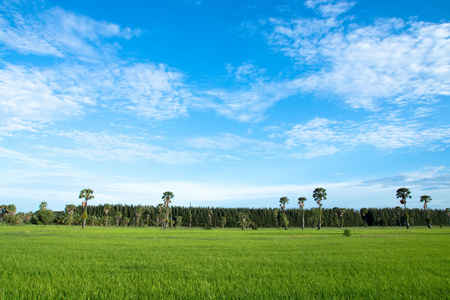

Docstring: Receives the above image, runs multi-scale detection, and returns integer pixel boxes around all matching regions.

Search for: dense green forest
[1,203,449,228]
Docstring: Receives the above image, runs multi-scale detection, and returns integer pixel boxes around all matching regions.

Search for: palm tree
[238,212,248,230]
[65,204,77,225]
[333,207,340,228]
[279,197,289,230]
[134,206,144,227]
[103,204,111,227]
[79,188,94,229]
[162,191,174,229]
[207,209,213,227]
[39,202,48,210]
[220,216,227,229]
[313,188,327,230]
[360,208,368,227]
[123,217,130,227]
[114,211,122,227]
[420,195,432,229]
[189,203,192,229]
[273,208,279,229]
[7,204,16,216]
[340,208,346,228]
[396,188,411,229]
[156,203,164,228]
[0,205,8,225]
[143,207,151,227]
[298,197,307,230]
[395,206,403,227]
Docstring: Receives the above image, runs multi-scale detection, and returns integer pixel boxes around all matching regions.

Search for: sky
[1,0,449,213]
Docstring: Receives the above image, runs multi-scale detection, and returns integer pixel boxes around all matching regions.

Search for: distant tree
[0,205,8,225]
[39,202,48,210]
[340,208,346,228]
[420,195,432,229]
[162,191,174,229]
[360,208,368,228]
[7,204,16,216]
[395,206,403,227]
[114,211,122,227]
[298,197,307,230]
[134,206,144,227]
[220,216,227,229]
[238,212,249,230]
[143,207,151,226]
[103,204,111,227]
[189,205,192,229]
[156,204,164,228]
[176,216,183,228]
[313,188,327,230]
[333,207,341,228]
[207,209,213,227]
[273,208,279,229]
[79,189,94,229]
[446,208,450,226]
[65,204,77,225]
[396,188,411,229]
[279,197,289,230]
[123,217,130,227]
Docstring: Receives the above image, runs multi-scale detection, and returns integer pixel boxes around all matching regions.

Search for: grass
[0,226,449,299]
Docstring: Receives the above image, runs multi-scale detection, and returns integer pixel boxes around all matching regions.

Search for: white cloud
[36,130,203,164]
[0,3,140,60]
[267,8,450,110]
[0,62,189,123]
[305,0,356,18]
[281,116,450,158]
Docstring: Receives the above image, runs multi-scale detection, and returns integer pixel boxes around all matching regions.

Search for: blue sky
[1,0,449,213]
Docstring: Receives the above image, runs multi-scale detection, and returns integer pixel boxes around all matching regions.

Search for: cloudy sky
[1,0,449,212]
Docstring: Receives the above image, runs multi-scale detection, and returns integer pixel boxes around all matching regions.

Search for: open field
[1,226,449,299]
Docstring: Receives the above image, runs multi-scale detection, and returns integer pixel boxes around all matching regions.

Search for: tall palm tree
[313,188,327,230]
[298,197,307,230]
[420,195,432,229]
[79,188,94,229]
[360,208,368,228]
[162,191,174,229]
[103,204,111,227]
[396,188,411,229]
[279,197,289,230]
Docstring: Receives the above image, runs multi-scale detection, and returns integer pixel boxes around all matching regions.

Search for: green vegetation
[0,226,448,299]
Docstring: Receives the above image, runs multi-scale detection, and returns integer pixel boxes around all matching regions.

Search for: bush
[343,229,351,237]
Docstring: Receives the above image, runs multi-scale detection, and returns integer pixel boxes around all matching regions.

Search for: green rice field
[1,226,449,299]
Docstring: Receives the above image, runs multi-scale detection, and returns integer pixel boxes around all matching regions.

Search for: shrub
[343,229,351,237]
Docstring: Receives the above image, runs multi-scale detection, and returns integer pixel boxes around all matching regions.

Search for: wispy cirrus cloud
[0,2,140,60]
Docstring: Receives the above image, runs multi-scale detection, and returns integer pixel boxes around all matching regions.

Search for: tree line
[1,187,449,228]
